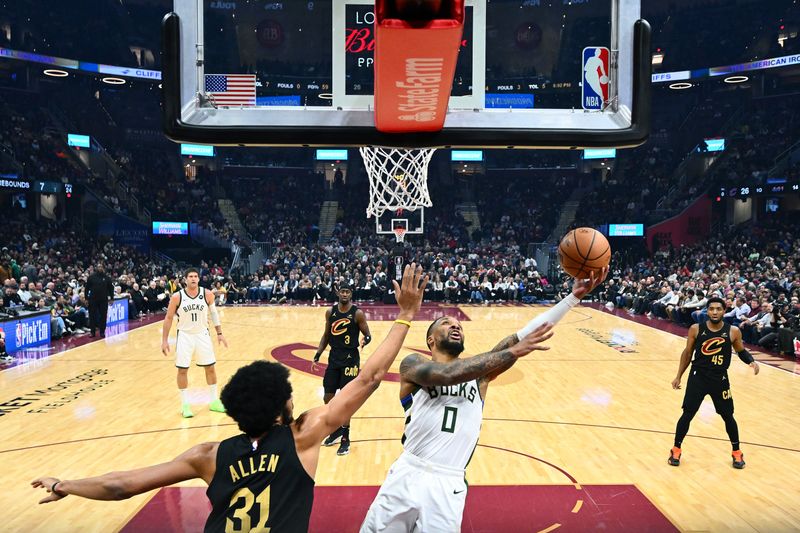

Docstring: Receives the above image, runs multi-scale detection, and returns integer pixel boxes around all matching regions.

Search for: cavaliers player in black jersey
[31,265,428,533]
[311,283,371,455]
[669,297,760,469]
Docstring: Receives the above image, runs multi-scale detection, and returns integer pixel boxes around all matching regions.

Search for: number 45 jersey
[401,379,484,469]
[692,321,733,375]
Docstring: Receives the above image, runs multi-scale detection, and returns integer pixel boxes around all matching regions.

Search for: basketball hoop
[392,227,407,243]
[360,147,435,219]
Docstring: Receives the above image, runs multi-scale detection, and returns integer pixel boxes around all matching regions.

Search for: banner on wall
[1,312,51,353]
[96,212,150,253]
[646,195,712,252]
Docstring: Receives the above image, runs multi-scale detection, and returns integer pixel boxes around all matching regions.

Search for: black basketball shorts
[682,369,734,416]
[323,362,360,393]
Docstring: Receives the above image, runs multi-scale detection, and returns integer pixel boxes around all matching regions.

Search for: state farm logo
[399,111,436,122]
[395,57,443,122]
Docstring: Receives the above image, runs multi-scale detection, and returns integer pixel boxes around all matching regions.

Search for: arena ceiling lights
[43,69,69,78]
[101,77,126,85]
[724,75,749,84]
[668,82,693,90]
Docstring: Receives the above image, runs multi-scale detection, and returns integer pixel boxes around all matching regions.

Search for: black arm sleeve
[737,349,754,364]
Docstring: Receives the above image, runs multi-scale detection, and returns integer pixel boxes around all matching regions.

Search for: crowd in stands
[227,171,558,307]
[597,217,800,355]
[699,93,800,201]
[0,217,230,361]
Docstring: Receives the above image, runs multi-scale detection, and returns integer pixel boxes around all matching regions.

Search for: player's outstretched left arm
[205,289,227,348]
[31,443,217,504]
[731,326,759,375]
[482,267,609,383]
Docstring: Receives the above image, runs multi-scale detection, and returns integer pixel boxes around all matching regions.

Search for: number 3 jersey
[327,304,361,368]
[205,425,314,533]
[400,378,484,470]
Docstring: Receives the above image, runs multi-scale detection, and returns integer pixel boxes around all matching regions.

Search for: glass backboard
[162,0,650,148]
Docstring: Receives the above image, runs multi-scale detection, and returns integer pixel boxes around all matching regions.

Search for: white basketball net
[360,147,435,219]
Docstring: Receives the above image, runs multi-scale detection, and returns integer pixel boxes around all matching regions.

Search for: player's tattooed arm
[492,334,519,352]
[480,334,521,384]
[400,349,518,387]
[401,323,553,387]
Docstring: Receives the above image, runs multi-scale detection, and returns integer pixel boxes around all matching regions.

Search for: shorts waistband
[399,451,465,477]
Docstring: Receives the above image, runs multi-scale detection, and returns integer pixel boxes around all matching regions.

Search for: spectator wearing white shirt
[678,290,706,325]
[444,275,459,303]
[18,284,32,303]
[740,303,774,344]
[649,286,674,318]
[493,280,506,301]
[665,289,682,321]
[724,297,751,326]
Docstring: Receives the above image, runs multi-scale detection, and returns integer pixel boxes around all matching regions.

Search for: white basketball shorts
[175,330,216,368]
[360,451,467,533]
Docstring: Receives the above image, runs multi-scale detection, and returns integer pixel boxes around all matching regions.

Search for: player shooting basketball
[361,267,608,532]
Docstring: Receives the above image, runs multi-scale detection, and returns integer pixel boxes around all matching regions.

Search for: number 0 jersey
[176,289,209,334]
[400,378,484,470]
[205,426,314,533]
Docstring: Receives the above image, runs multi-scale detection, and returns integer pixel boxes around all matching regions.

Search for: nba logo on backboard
[582,47,610,110]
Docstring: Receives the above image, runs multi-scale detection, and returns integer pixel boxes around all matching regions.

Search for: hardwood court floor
[2,304,799,532]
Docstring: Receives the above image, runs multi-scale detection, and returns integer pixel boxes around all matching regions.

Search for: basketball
[394,0,443,19]
[558,227,611,279]
[600,75,609,84]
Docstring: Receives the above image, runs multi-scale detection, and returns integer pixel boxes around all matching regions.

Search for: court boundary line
[3,416,798,455]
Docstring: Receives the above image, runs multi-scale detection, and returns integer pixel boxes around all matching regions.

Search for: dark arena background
[1,1,800,532]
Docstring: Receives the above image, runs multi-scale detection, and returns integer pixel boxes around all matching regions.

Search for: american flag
[204,74,256,106]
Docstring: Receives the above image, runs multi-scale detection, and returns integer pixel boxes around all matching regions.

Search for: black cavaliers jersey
[205,426,314,533]
[327,304,360,367]
[691,321,733,375]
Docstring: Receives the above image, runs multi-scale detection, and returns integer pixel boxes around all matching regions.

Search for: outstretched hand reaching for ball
[571,266,609,299]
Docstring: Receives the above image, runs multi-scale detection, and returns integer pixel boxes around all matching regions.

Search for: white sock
[180,389,189,406]
[209,384,218,400]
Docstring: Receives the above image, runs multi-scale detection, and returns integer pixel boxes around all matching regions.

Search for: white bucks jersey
[401,379,483,469]
[176,289,209,334]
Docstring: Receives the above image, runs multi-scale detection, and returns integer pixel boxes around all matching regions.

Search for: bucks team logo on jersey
[330,318,352,336]
[181,302,206,314]
[426,383,478,402]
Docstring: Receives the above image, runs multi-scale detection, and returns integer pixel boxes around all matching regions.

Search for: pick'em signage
[1,313,50,352]
[107,298,129,325]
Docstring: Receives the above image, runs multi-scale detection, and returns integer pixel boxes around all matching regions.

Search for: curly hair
[221,361,293,438]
